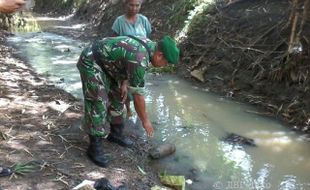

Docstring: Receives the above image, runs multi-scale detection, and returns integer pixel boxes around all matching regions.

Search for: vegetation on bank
[179,0,309,133]
[33,0,87,14]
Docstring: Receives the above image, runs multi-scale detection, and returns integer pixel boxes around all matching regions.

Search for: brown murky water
[9,32,310,190]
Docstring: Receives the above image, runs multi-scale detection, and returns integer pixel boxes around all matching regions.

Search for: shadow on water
[8,32,310,190]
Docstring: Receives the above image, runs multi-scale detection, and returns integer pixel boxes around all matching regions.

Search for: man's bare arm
[133,93,154,137]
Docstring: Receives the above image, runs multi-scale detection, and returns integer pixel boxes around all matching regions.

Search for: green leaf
[137,165,147,175]
[159,174,186,190]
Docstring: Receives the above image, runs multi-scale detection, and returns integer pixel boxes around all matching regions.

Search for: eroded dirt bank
[178,0,310,134]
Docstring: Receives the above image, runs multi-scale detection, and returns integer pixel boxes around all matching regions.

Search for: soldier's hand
[142,119,154,137]
[120,80,128,103]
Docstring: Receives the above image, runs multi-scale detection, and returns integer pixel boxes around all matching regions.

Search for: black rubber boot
[107,123,133,148]
[87,135,109,167]
[0,166,12,177]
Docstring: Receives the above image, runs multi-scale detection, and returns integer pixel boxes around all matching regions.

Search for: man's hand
[142,119,154,137]
[0,0,26,14]
[133,94,154,137]
[120,80,128,103]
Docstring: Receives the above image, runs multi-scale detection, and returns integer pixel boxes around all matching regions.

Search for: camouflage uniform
[77,36,156,137]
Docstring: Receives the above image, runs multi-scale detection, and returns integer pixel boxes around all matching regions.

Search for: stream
[8,31,310,190]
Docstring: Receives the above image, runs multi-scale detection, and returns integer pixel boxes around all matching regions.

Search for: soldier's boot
[107,123,133,148]
[87,135,109,167]
[0,166,12,177]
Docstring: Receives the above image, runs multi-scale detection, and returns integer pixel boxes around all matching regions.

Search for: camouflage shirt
[81,36,156,95]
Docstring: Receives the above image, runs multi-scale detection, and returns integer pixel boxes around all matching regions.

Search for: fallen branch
[225,0,247,7]
[189,51,208,70]
[249,39,286,70]
[297,0,309,39]
[248,22,283,48]
[288,11,300,53]
[234,46,266,54]
[245,110,273,116]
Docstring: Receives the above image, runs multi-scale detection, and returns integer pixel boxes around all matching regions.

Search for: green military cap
[159,36,180,64]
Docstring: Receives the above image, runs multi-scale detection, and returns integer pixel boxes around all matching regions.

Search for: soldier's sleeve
[126,61,146,96]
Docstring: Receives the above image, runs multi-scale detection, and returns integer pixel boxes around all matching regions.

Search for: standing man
[77,35,179,167]
[112,0,152,38]
[0,0,25,13]
[112,0,152,117]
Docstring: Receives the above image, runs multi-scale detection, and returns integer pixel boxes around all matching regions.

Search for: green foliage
[34,0,83,13]
[0,130,8,140]
[147,65,176,74]
[172,0,216,41]
[0,14,40,32]
[53,0,74,10]
[166,0,197,28]
[159,174,186,190]
[12,161,43,175]
[10,15,41,33]
[137,165,147,175]
[0,14,13,30]
[166,0,215,29]
[74,0,89,7]
[187,4,215,35]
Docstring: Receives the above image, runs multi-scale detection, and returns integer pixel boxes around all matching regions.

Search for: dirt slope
[178,0,310,134]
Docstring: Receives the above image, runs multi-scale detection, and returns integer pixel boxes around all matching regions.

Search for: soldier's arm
[124,54,153,137]
[120,80,128,103]
[133,93,154,137]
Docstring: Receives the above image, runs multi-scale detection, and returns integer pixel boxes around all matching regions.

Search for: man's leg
[107,86,133,148]
[125,99,132,118]
[77,57,110,167]
[125,92,133,117]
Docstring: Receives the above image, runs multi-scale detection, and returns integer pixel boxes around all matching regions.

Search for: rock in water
[149,143,176,159]
[222,133,256,147]
[94,178,116,190]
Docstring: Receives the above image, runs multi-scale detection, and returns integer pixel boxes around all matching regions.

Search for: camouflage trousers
[77,54,126,137]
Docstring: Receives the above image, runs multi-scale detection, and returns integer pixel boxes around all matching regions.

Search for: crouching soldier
[77,35,180,167]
